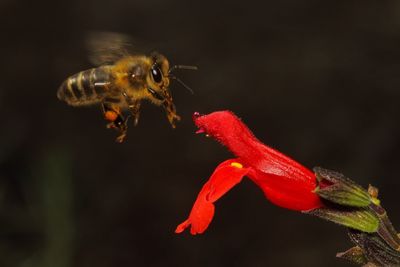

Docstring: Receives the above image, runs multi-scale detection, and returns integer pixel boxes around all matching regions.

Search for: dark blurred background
[1,0,400,266]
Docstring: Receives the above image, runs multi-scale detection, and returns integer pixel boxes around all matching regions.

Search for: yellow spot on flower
[230,162,243,169]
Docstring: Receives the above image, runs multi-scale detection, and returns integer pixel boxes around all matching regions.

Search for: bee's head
[124,52,170,103]
[127,52,196,103]
[144,52,171,102]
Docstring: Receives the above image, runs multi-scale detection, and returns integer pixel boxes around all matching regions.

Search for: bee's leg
[101,101,128,143]
[162,90,180,128]
[129,100,141,126]
[122,92,141,126]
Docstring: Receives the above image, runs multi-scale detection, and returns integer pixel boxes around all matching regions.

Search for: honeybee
[57,32,196,143]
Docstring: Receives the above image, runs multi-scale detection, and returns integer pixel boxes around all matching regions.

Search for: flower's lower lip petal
[175,219,190,234]
[206,162,249,202]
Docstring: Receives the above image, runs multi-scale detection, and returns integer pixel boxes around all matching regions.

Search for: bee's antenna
[168,65,198,75]
[169,74,195,95]
[168,65,197,95]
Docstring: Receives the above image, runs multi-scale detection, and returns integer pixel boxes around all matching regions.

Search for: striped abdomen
[57,66,113,106]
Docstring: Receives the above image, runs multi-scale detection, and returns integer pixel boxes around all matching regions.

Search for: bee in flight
[57,32,196,143]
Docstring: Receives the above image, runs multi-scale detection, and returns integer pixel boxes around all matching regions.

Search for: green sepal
[336,246,368,265]
[346,230,400,266]
[305,207,379,233]
[314,167,372,207]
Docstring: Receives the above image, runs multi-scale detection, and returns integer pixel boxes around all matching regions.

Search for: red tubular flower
[176,111,324,235]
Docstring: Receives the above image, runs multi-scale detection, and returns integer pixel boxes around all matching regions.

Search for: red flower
[175,111,324,235]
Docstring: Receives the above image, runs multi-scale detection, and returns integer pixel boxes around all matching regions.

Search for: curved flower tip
[175,159,249,235]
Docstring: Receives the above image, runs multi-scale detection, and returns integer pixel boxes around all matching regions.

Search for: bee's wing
[86,31,136,65]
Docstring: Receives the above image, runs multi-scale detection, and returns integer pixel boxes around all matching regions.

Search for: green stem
[369,203,400,251]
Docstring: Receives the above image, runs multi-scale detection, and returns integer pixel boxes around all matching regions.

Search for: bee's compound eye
[151,66,163,83]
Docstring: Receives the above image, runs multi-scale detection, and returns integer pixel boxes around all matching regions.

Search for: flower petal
[207,160,249,202]
[175,159,250,235]
[193,111,323,211]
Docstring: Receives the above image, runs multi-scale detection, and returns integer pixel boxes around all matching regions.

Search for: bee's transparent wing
[86,31,136,65]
